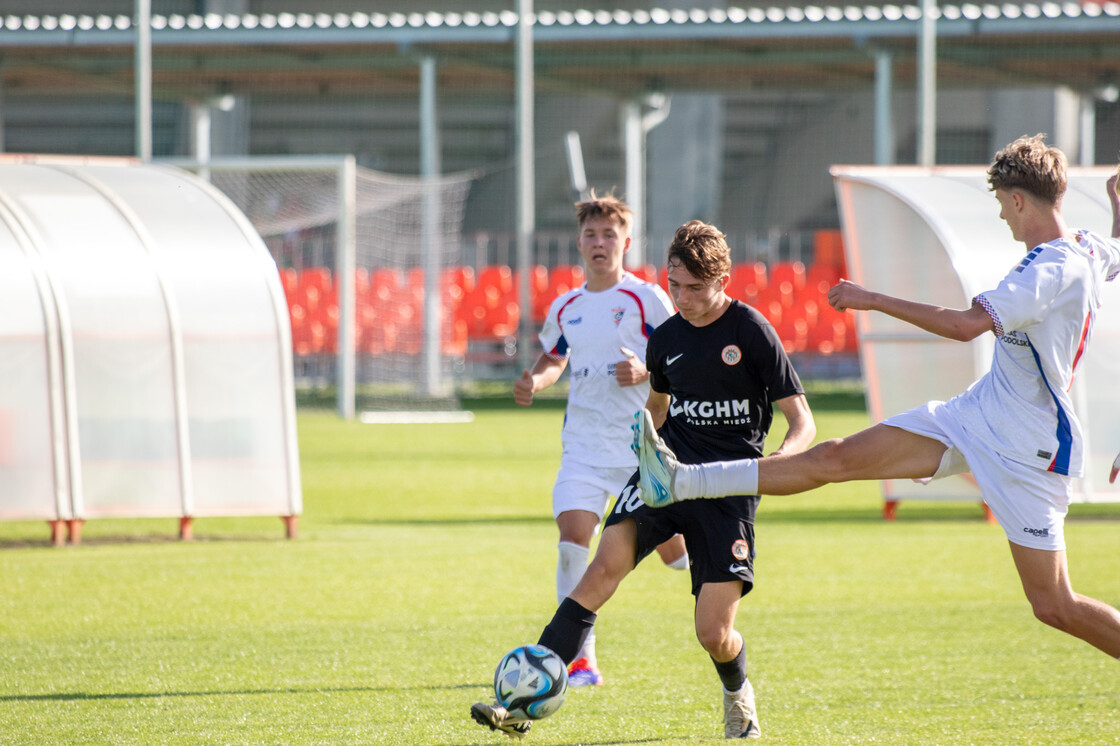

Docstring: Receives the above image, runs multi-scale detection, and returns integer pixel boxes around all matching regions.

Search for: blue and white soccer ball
[493,644,568,721]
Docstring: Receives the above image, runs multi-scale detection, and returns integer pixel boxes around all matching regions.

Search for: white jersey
[956,229,1120,477]
[539,272,676,468]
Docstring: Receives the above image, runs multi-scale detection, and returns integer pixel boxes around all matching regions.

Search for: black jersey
[647,299,803,465]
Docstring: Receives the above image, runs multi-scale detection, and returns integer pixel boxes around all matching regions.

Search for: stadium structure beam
[419,55,443,398]
[873,48,894,165]
[917,0,936,166]
[133,0,151,161]
[515,0,534,374]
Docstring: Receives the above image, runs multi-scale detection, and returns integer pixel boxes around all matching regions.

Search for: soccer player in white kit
[636,135,1120,661]
[514,192,687,687]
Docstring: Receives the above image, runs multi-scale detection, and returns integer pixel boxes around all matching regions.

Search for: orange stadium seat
[277,267,299,306]
[812,229,846,269]
[805,262,842,299]
[728,262,767,305]
[768,261,805,294]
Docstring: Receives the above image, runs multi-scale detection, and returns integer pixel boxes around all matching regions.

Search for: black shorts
[605,470,759,597]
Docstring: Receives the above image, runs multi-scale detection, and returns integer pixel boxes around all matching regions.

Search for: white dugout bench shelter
[0,156,301,544]
[834,166,1120,518]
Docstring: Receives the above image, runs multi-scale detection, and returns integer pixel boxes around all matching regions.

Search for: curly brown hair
[986,134,1067,205]
[666,220,732,283]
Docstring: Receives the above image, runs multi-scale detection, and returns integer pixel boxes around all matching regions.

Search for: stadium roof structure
[0,4,1117,100]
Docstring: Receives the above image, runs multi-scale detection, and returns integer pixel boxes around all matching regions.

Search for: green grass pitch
[0,390,1117,744]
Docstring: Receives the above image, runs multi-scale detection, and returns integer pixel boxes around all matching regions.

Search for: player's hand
[614,346,646,387]
[513,369,535,407]
[827,279,874,312]
[1110,450,1120,484]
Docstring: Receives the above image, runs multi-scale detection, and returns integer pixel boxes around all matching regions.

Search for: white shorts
[552,460,635,521]
[883,402,1072,551]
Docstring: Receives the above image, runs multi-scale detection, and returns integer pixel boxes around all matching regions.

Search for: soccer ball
[493,644,568,720]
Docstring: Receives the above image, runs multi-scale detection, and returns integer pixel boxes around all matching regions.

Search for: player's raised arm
[828,279,994,342]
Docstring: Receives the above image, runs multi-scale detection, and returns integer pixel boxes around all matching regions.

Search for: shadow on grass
[1,682,486,703]
[336,515,556,527]
[0,533,288,551]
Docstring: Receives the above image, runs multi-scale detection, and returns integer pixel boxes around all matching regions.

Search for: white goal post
[163,156,477,418]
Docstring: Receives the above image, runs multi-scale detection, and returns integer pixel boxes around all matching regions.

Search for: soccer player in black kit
[471,220,816,739]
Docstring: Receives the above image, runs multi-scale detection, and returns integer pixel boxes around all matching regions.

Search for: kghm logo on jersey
[612,307,626,326]
[721,345,742,365]
[669,396,752,426]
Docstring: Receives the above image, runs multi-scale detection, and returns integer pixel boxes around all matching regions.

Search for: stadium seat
[477,264,514,296]
[353,267,370,305]
[443,265,476,297]
[777,300,817,354]
[299,267,333,315]
[768,261,805,294]
[812,229,846,269]
[757,278,796,313]
[728,262,767,305]
[277,267,299,305]
[810,304,853,354]
[757,298,783,328]
[805,262,842,299]
[546,265,585,300]
[443,317,469,357]
[514,265,549,322]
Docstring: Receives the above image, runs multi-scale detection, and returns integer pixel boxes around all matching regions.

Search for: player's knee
[694,622,733,657]
[1026,594,1074,632]
[579,556,626,593]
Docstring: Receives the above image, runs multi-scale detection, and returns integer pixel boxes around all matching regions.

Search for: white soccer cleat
[470,701,532,740]
[1110,450,1120,484]
[633,409,681,508]
[723,678,761,739]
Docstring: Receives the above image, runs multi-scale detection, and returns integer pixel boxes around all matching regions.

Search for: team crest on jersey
[612,307,626,325]
[731,539,750,560]
[721,345,742,365]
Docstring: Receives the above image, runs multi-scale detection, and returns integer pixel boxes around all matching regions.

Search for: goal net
[174,157,476,416]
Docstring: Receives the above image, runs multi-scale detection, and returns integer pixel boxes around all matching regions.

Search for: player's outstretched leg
[723,678,761,739]
[632,409,681,507]
[469,701,531,740]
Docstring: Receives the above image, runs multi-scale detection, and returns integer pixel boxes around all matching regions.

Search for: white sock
[668,552,690,571]
[676,458,759,499]
[557,541,595,663]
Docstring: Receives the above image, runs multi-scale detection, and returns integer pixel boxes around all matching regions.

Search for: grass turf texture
[0,391,1118,745]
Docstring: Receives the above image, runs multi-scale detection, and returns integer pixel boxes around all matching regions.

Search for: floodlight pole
[916,0,937,167]
[134,0,152,161]
[1078,95,1095,167]
[515,0,535,373]
[420,55,444,397]
[873,49,894,165]
[337,156,357,420]
[622,94,670,269]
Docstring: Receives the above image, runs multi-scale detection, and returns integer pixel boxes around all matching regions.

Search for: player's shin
[538,597,597,665]
[675,458,760,499]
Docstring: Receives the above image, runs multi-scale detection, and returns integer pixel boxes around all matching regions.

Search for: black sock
[537,597,597,665]
[711,640,747,692]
